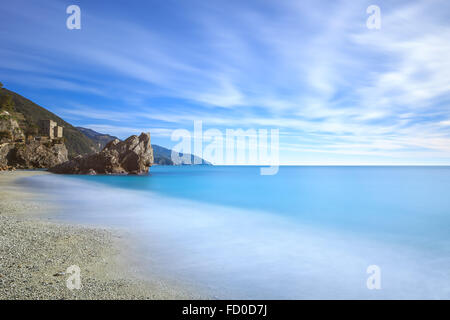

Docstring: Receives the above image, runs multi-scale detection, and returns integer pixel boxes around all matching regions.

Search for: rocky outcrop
[0,141,68,170]
[0,143,15,168]
[0,111,68,170]
[14,141,68,169]
[49,133,154,175]
[0,111,24,142]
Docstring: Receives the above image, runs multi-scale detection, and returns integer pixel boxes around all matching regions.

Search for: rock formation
[49,132,154,175]
[0,143,15,169]
[0,111,24,142]
[13,141,68,169]
[0,111,68,170]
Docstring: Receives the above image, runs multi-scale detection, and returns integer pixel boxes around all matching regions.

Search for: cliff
[0,111,68,170]
[49,133,153,175]
[0,111,25,142]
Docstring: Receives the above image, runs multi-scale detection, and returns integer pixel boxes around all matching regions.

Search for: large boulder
[0,141,68,170]
[14,141,68,169]
[49,132,154,175]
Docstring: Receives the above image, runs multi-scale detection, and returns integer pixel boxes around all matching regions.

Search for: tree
[0,82,3,89]
[0,94,15,113]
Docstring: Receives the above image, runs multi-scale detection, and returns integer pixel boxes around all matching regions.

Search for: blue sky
[1,0,450,164]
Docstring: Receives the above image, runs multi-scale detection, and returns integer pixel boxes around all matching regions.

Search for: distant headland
[0,83,210,172]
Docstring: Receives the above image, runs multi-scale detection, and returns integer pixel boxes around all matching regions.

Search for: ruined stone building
[39,119,63,139]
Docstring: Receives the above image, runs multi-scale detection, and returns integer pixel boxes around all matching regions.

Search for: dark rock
[49,132,154,175]
[0,143,15,168]
[0,111,24,143]
[13,141,68,169]
[53,272,65,277]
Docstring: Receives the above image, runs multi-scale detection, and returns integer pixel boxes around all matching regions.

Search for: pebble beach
[0,170,198,300]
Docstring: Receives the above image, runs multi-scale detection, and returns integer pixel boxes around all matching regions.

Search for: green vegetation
[0,94,15,113]
[24,120,39,137]
[0,87,98,157]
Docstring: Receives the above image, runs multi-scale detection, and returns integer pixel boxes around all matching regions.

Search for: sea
[19,166,450,299]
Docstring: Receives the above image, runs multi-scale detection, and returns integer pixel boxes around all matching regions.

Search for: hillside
[151,143,211,165]
[77,127,211,165]
[0,88,98,157]
[76,127,119,151]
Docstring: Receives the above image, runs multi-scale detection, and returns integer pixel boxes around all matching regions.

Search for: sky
[1,0,450,165]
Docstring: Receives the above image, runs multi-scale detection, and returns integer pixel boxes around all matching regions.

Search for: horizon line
[191,164,450,167]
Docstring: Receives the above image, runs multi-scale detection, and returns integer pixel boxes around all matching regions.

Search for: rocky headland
[49,133,154,175]
[0,111,68,170]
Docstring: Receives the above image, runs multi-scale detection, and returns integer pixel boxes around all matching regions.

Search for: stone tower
[39,119,63,139]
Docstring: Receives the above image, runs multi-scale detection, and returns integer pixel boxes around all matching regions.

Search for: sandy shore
[0,170,200,300]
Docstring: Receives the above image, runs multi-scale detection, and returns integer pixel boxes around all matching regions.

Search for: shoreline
[0,170,201,299]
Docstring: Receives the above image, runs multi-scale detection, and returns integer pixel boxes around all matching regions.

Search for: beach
[0,170,198,300]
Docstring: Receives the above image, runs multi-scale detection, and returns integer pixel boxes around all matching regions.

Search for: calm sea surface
[21,166,450,299]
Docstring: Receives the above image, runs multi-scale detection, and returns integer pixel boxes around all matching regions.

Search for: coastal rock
[0,111,25,143]
[0,141,68,170]
[0,143,15,169]
[49,132,154,175]
[0,110,69,170]
[13,141,68,169]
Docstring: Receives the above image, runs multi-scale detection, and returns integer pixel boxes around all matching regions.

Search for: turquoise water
[21,166,450,299]
[71,166,450,241]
